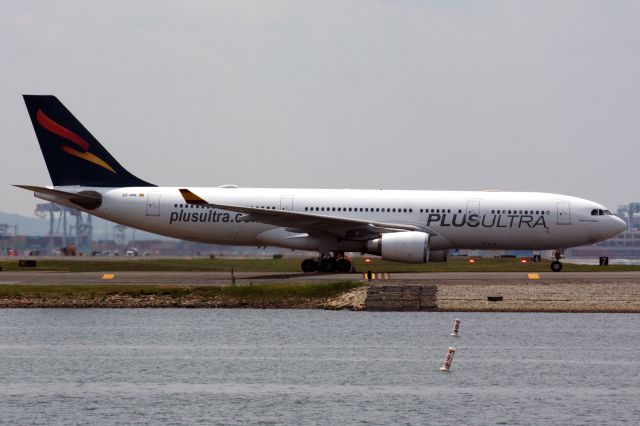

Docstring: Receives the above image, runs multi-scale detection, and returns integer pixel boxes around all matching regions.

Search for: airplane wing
[179,188,436,240]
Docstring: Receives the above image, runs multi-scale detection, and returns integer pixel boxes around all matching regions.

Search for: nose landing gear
[550,249,565,272]
[550,260,563,272]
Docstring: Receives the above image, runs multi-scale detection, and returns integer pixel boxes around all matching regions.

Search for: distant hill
[0,210,171,241]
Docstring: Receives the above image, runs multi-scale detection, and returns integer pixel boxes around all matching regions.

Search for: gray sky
[2,1,639,217]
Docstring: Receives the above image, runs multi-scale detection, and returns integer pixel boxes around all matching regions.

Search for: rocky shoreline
[0,294,329,309]
[436,280,640,313]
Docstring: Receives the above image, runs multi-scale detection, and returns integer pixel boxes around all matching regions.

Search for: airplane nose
[613,216,627,234]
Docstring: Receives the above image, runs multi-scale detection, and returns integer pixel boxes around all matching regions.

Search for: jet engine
[365,231,430,263]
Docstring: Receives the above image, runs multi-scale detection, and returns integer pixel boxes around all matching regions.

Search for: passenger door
[557,201,571,225]
[146,193,161,216]
[280,196,294,211]
[466,200,481,217]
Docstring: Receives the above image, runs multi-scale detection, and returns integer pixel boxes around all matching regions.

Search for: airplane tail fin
[22,95,155,187]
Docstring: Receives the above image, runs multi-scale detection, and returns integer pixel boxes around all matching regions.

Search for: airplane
[16,95,626,273]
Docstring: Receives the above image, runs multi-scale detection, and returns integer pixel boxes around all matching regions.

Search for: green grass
[0,258,302,272]
[1,256,639,273]
[0,281,362,303]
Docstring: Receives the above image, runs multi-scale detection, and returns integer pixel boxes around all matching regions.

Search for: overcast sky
[2,1,639,217]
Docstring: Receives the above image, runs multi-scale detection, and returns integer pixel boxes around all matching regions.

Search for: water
[1,310,639,425]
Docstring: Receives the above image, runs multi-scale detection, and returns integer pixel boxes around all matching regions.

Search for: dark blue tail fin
[23,95,155,187]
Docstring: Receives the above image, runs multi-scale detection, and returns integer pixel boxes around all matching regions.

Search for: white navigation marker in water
[440,347,456,372]
[451,318,461,337]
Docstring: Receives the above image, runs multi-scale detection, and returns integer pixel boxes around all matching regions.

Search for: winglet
[179,188,209,205]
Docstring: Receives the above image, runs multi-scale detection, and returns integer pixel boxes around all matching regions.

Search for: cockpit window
[591,208,614,216]
[591,209,598,216]
[604,209,613,215]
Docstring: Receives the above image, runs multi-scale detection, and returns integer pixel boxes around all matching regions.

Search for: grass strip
[0,281,362,303]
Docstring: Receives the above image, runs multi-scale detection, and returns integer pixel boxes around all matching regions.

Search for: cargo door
[146,193,161,216]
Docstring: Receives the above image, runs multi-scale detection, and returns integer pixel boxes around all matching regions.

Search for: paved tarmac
[2,270,640,286]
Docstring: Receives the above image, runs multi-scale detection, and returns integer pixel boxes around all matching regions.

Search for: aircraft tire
[335,258,351,273]
[301,258,319,273]
[551,261,563,272]
[320,258,337,273]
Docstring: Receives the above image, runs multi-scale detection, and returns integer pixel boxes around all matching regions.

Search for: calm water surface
[0,310,639,425]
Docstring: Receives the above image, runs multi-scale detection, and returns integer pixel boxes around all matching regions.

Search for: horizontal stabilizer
[14,185,102,210]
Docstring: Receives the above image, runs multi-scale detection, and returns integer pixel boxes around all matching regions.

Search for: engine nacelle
[366,231,429,263]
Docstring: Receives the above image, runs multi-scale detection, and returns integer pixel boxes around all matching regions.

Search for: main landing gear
[550,249,565,272]
[301,254,352,273]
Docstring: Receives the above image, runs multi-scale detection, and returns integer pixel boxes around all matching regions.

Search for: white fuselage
[38,186,626,253]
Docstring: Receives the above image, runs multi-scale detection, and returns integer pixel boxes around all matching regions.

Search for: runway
[2,270,640,286]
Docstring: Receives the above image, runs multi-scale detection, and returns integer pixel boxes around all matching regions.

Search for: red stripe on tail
[36,109,90,151]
